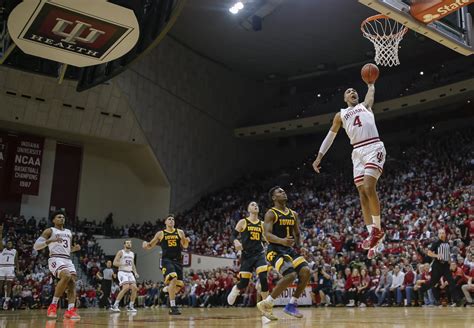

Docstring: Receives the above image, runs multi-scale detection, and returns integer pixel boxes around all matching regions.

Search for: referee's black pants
[420,262,458,303]
[100,279,112,308]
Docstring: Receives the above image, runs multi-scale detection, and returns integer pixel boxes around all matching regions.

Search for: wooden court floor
[0,307,472,328]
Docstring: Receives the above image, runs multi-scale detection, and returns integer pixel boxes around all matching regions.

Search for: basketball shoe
[257,300,278,321]
[368,227,385,249]
[283,303,303,318]
[63,308,80,320]
[47,304,58,318]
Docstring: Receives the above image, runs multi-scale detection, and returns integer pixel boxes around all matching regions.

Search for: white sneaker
[257,300,278,321]
[110,305,121,312]
[346,300,355,307]
[227,285,240,305]
[359,303,367,308]
[3,300,8,310]
[127,305,137,312]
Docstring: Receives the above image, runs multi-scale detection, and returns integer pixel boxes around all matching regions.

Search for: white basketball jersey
[340,103,380,146]
[119,250,134,272]
[0,248,16,266]
[48,227,72,257]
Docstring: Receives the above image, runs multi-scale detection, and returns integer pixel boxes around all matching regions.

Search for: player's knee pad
[258,272,269,292]
[237,278,250,290]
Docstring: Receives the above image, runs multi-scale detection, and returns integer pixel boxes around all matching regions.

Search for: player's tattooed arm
[363,84,375,111]
[263,210,294,247]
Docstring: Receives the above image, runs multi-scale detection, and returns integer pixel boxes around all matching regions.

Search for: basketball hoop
[361,14,408,67]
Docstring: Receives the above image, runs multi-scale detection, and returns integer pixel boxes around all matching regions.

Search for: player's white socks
[366,224,373,234]
[170,300,176,307]
[68,303,75,310]
[265,295,275,304]
[129,301,134,308]
[372,215,381,229]
[114,300,120,307]
[52,297,59,305]
[289,297,298,304]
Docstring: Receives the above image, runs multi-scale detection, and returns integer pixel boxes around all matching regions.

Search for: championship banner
[274,285,313,306]
[10,135,45,195]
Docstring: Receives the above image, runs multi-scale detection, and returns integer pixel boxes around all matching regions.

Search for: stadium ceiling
[170,0,470,81]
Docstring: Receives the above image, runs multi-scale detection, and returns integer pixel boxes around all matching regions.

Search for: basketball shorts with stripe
[352,141,386,185]
[118,271,137,286]
[239,252,268,278]
[0,266,15,281]
[48,257,77,278]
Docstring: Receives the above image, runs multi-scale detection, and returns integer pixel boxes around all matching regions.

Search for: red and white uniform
[340,103,386,185]
[117,250,136,286]
[0,248,16,281]
[47,227,76,278]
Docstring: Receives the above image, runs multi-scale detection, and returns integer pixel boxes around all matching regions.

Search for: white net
[361,15,408,67]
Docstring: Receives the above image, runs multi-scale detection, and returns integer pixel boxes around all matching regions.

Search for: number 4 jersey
[341,103,386,184]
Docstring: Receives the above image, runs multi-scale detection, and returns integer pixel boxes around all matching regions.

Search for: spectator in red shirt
[461,269,474,306]
[345,268,361,307]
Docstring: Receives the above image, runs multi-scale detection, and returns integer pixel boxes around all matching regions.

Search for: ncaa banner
[8,0,139,67]
[274,285,312,306]
[10,135,45,195]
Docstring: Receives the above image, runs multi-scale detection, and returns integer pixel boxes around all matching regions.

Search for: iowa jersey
[240,218,264,256]
[160,229,182,261]
[269,207,296,246]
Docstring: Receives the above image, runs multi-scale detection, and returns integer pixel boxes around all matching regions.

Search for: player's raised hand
[142,241,149,249]
[71,244,81,252]
[281,237,295,247]
[312,155,322,173]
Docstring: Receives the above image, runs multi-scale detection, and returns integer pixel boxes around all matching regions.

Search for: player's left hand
[135,273,140,279]
[71,244,81,252]
[312,156,322,173]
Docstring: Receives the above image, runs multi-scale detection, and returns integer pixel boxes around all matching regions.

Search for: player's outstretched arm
[313,113,342,173]
[363,84,375,112]
[112,250,122,268]
[292,212,302,248]
[178,229,190,249]
[263,210,294,247]
[232,219,246,251]
[142,231,163,250]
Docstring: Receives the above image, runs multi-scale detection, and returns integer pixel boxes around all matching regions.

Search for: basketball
[361,63,379,84]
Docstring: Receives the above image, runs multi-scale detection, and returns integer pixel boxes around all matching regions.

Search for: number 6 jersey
[48,227,72,258]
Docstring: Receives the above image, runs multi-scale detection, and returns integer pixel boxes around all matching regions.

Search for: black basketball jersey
[160,229,182,261]
[240,218,264,255]
[269,207,296,246]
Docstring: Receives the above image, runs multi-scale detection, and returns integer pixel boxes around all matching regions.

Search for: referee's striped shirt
[430,239,451,262]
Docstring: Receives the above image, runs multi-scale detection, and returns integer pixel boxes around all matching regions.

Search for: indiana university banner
[10,135,45,195]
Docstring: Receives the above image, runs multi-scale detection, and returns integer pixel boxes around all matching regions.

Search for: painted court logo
[8,0,139,67]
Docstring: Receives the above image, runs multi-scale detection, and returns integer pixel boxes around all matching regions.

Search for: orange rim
[361,14,409,36]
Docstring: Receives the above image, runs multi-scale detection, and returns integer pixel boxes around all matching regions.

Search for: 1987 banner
[10,136,44,195]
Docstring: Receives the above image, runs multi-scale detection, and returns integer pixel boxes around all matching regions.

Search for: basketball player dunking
[34,211,81,319]
[257,187,310,320]
[313,83,386,259]
[0,224,18,310]
[142,215,190,315]
[227,201,269,306]
[110,240,139,312]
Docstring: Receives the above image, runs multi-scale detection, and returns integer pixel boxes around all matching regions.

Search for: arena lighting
[317,93,321,98]
[420,71,424,75]
[229,2,244,14]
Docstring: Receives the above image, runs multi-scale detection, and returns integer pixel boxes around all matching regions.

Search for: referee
[420,228,458,305]
[96,260,116,308]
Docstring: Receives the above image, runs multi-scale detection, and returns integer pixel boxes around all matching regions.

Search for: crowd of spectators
[0,128,473,309]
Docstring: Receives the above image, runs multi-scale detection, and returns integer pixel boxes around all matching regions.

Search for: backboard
[358,0,473,56]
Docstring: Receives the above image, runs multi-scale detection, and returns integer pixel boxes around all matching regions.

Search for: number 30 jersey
[160,229,182,261]
[269,207,297,248]
[48,227,72,258]
[340,103,380,146]
[240,218,264,256]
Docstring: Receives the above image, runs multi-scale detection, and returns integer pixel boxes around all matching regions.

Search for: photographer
[314,264,333,306]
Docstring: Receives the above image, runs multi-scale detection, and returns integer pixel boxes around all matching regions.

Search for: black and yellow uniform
[238,218,268,279]
[160,229,184,287]
[266,207,307,275]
